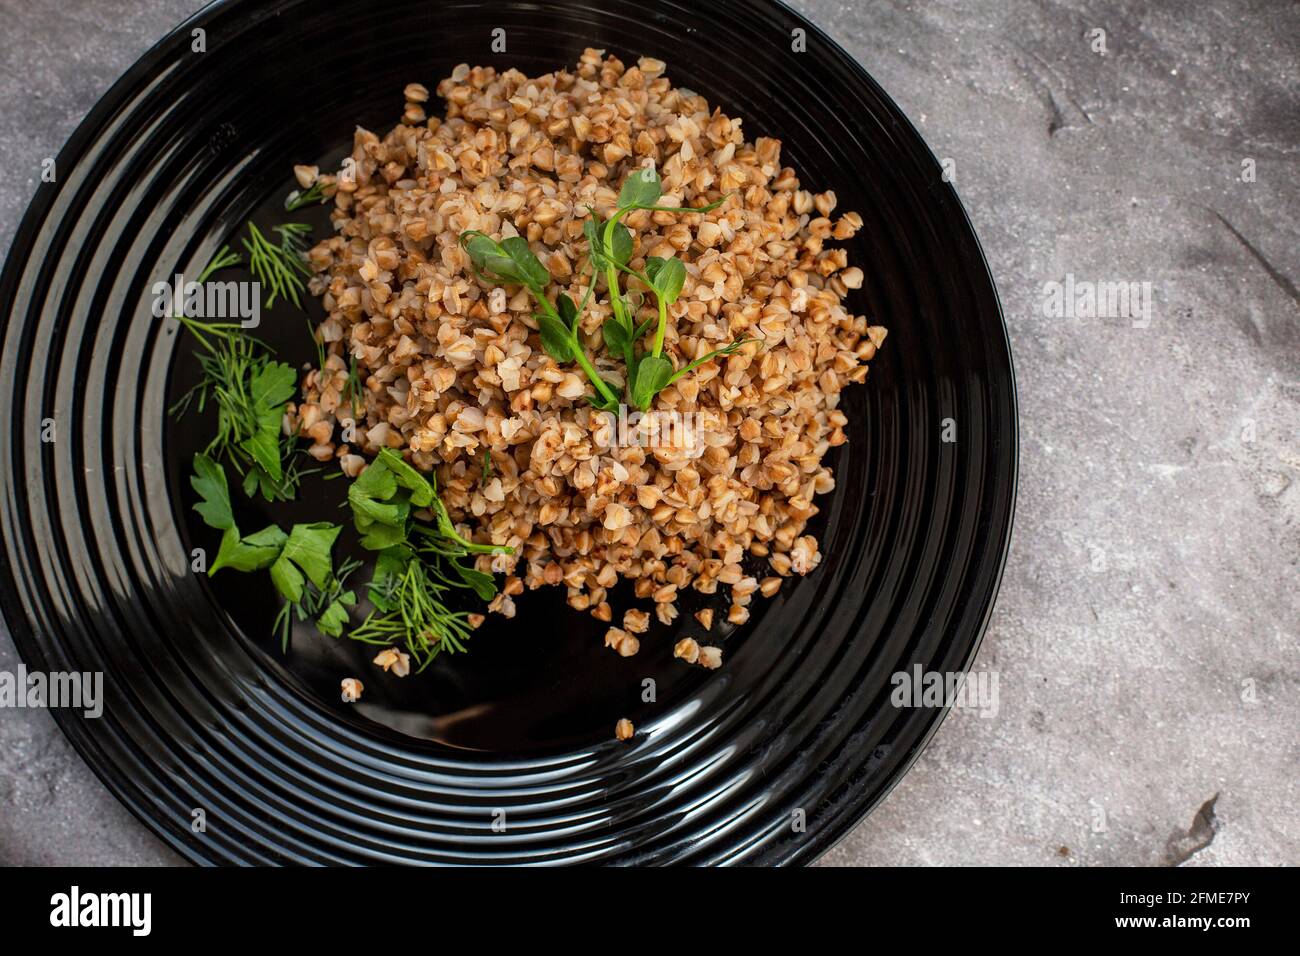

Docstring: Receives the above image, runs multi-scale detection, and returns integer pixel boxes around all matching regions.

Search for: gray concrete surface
[1,0,1295,866]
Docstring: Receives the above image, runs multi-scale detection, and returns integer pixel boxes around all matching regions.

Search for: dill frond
[349,558,475,671]
[342,355,364,416]
[243,221,312,309]
[284,180,328,212]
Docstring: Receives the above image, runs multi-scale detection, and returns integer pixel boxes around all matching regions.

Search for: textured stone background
[0,0,1295,866]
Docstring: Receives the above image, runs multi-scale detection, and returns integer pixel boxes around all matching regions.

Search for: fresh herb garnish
[191,451,236,530]
[190,453,350,643]
[342,355,364,416]
[243,221,312,309]
[198,244,242,282]
[269,522,345,605]
[169,238,310,501]
[179,202,509,667]
[284,180,328,212]
[461,167,751,412]
[212,524,288,575]
[460,230,620,410]
[273,554,360,649]
[347,549,477,671]
[342,449,512,668]
[170,315,302,501]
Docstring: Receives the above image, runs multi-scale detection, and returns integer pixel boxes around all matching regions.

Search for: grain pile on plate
[289,49,886,665]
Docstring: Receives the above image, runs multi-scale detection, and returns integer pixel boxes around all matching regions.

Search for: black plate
[0,0,1016,864]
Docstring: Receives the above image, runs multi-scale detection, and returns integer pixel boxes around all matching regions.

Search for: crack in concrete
[1163,792,1220,866]
[1209,208,1300,309]
[1011,46,1095,138]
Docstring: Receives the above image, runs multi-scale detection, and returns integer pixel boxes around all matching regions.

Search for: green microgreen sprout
[461,167,752,413]
[459,230,621,410]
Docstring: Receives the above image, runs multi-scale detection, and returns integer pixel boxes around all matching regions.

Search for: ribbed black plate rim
[0,0,1017,865]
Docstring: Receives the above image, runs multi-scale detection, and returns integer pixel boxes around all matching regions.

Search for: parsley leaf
[276,522,343,591]
[238,362,296,482]
[211,524,288,575]
[190,453,234,530]
[315,590,357,637]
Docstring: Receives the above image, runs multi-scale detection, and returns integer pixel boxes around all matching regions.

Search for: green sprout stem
[459,175,741,414]
[529,286,621,407]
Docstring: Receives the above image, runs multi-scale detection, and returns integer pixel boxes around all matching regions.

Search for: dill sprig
[342,355,364,416]
[168,246,304,501]
[306,317,328,384]
[348,556,476,671]
[167,316,261,419]
[197,244,242,282]
[284,180,328,212]
[243,221,312,309]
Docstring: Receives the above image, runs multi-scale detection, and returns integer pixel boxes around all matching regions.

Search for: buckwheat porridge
[204,49,885,677]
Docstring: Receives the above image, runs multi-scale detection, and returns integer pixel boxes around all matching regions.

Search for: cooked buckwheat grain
[292,50,886,656]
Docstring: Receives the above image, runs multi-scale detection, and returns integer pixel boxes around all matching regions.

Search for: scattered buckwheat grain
[341,677,364,702]
[372,647,411,677]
